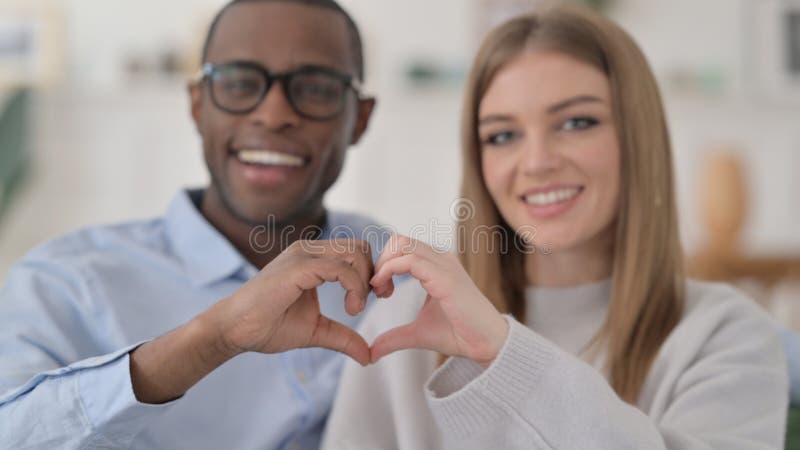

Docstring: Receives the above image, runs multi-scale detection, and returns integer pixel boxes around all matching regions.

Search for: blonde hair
[458,4,685,403]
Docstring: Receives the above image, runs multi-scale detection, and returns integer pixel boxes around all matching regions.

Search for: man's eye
[561,117,598,131]
[483,131,516,146]
[292,75,343,103]
[298,84,337,98]
[223,79,260,96]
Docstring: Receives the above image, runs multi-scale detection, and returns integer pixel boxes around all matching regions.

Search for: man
[0,1,384,448]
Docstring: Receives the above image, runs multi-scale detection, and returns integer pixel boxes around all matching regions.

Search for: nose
[520,132,562,177]
[248,81,301,130]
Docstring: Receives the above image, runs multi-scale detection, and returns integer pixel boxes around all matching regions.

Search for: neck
[706,233,740,257]
[525,229,614,288]
[200,188,326,269]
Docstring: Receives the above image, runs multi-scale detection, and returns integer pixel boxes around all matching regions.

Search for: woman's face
[479,50,621,254]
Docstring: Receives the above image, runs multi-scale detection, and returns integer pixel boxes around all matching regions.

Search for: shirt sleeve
[0,255,177,449]
[425,311,788,450]
[779,327,800,406]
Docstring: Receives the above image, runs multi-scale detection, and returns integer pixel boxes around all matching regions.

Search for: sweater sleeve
[425,310,788,450]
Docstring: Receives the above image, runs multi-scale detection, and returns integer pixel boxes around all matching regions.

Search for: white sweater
[322,279,788,450]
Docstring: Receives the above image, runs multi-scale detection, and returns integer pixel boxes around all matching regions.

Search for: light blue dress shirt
[781,329,800,406]
[0,189,392,449]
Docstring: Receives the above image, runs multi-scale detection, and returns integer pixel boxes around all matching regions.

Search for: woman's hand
[369,234,509,367]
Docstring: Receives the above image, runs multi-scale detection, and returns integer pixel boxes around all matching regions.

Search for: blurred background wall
[0,0,799,317]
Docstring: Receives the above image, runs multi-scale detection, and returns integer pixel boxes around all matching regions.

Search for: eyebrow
[211,59,350,76]
[546,95,604,113]
[478,115,515,126]
[295,64,353,77]
[479,95,605,126]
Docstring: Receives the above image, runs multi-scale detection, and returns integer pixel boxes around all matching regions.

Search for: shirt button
[296,370,306,383]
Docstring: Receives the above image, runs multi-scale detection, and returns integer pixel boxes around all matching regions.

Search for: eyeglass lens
[209,65,348,118]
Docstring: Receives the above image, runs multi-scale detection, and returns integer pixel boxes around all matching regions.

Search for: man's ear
[188,81,203,133]
[350,97,376,145]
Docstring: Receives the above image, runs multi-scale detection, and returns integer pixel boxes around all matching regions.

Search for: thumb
[369,322,421,363]
[307,316,371,366]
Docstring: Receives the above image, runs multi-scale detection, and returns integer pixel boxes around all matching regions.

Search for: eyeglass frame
[193,60,365,120]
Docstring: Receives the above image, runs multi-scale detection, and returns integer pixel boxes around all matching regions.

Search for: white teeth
[524,188,580,206]
[237,150,305,167]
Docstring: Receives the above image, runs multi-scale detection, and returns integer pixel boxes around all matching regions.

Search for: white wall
[1,0,798,270]
[325,0,473,235]
[58,0,227,89]
[610,0,800,254]
[337,0,800,254]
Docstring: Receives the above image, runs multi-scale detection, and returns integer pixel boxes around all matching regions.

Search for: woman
[322,5,788,449]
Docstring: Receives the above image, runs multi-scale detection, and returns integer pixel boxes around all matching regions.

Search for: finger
[370,253,438,297]
[372,235,414,298]
[374,234,433,273]
[333,239,374,301]
[308,315,371,366]
[299,258,368,316]
[372,235,444,297]
[370,322,422,363]
[309,239,374,281]
[373,234,404,274]
[299,239,374,305]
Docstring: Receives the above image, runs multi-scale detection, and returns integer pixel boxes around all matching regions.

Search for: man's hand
[210,238,374,362]
[130,239,373,404]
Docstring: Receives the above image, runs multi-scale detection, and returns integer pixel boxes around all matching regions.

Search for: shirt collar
[165,189,250,287]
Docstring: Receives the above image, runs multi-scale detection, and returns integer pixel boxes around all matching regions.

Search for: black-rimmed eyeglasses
[195,61,363,120]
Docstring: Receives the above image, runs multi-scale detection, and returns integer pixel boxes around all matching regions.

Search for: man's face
[190,2,374,226]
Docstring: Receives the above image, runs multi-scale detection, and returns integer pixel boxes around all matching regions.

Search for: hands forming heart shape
[212,234,510,368]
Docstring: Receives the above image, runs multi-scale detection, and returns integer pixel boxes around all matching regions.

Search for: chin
[511,220,581,253]
[243,204,295,225]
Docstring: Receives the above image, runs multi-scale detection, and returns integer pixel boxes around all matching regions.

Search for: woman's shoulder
[682,279,776,326]
[665,279,784,362]
[641,279,787,409]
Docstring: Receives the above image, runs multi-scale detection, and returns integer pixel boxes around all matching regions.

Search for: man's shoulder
[327,210,390,234]
[326,210,395,259]
[22,216,169,266]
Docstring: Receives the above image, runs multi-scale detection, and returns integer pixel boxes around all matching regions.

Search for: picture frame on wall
[788,6,800,76]
[747,0,800,103]
[0,7,62,89]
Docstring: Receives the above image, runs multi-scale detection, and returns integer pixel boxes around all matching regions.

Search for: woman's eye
[483,131,516,146]
[560,117,598,131]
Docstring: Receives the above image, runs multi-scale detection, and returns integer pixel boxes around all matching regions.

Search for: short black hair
[201,0,365,81]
